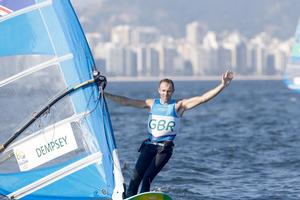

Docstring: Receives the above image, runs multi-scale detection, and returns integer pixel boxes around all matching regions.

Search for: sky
[72,0,300,40]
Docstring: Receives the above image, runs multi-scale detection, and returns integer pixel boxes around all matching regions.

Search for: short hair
[159,78,175,91]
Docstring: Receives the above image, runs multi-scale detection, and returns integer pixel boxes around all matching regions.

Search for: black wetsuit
[126,140,174,197]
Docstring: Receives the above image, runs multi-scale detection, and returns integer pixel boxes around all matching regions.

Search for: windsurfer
[105,70,234,197]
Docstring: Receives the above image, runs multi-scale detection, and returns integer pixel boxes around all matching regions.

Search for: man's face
[158,82,174,103]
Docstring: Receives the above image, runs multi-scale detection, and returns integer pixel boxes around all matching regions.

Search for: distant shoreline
[107,75,284,82]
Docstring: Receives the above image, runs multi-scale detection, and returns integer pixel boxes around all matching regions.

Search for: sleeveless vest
[147,99,180,142]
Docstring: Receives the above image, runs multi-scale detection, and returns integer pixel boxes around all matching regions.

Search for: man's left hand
[222,70,234,87]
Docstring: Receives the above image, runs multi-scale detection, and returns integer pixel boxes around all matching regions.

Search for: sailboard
[0,0,125,199]
[125,192,172,200]
[284,18,300,92]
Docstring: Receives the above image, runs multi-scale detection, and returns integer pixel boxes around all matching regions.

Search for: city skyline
[85,21,294,79]
[71,0,299,79]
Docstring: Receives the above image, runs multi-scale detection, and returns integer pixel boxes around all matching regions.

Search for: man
[105,70,234,197]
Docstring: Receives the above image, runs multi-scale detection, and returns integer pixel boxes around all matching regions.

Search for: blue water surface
[106,80,300,200]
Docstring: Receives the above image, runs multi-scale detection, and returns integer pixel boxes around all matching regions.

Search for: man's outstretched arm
[105,92,153,109]
[177,71,233,115]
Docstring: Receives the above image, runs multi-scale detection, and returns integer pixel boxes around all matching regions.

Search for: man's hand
[222,70,234,87]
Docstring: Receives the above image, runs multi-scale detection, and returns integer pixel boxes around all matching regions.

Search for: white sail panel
[13,122,78,171]
[284,19,300,92]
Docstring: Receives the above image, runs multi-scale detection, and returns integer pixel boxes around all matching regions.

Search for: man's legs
[140,148,172,193]
[126,144,156,197]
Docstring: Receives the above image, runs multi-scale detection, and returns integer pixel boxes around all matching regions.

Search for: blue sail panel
[0,155,111,199]
[0,1,55,55]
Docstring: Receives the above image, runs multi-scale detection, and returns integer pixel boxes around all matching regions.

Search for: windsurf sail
[0,0,124,199]
[284,18,300,92]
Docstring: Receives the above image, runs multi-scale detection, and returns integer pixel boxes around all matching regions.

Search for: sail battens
[38,3,60,59]
[0,53,73,88]
[0,0,52,23]
[8,152,102,199]
[7,112,88,151]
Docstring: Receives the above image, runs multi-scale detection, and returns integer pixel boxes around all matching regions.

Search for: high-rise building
[251,44,266,75]
[268,39,289,74]
[265,53,276,75]
[124,48,137,76]
[173,56,185,75]
[203,31,218,49]
[203,31,219,75]
[186,21,206,45]
[111,25,131,45]
[131,27,160,45]
[236,41,248,74]
[273,50,288,73]
[136,45,147,76]
[157,45,177,76]
[190,46,210,76]
[106,44,125,76]
[146,47,159,76]
[217,45,232,74]
[249,34,269,75]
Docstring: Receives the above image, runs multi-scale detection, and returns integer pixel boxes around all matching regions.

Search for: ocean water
[1,80,300,200]
[106,80,300,200]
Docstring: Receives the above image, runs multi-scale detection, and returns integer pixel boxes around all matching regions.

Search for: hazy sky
[72,0,300,40]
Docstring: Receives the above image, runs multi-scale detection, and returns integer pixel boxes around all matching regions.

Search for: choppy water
[106,80,300,200]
